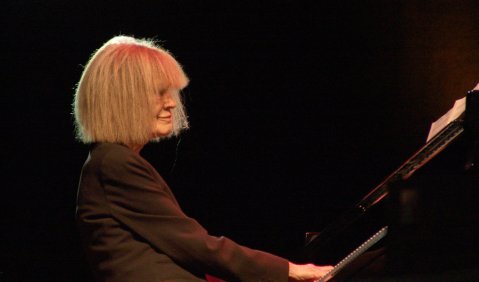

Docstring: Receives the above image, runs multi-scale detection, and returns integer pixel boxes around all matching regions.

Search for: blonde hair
[73,35,189,145]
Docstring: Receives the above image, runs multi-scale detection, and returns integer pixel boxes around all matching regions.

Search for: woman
[74,35,332,282]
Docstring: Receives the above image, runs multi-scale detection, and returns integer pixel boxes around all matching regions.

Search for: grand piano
[302,90,479,281]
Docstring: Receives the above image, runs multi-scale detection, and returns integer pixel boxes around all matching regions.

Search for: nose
[162,92,177,109]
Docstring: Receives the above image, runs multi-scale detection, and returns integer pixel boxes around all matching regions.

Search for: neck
[128,144,144,154]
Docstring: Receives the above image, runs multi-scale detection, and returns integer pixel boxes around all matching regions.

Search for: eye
[159,87,173,97]
[158,89,167,96]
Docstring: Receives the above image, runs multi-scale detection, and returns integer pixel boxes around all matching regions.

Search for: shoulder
[89,143,152,178]
[91,142,134,159]
[84,143,169,194]
[89,143,143,165]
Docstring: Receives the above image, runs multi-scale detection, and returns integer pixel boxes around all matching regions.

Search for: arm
[100,149,288,281]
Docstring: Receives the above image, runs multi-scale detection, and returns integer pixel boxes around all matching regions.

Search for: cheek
[153,104,162,115]
[152,97,163,111]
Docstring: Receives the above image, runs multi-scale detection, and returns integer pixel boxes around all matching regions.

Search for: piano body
[303,90,479,281]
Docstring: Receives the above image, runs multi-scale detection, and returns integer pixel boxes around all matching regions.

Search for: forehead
[146,49,188,90]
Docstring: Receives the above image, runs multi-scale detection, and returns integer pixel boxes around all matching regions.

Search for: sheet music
[427,96,466,142]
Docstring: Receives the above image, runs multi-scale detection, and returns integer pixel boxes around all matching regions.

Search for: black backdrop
[3,1,479,281]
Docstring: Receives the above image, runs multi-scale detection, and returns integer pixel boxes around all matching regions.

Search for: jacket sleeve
[99,148,289,282]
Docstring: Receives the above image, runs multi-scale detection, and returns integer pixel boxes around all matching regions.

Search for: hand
[288,262,334,282]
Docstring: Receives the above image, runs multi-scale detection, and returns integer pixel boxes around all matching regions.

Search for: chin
[151,123,174,139]
[152,130,173,139]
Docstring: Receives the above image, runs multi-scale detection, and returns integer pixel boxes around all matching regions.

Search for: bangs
[149,49,189,91]
[131,45,190,137]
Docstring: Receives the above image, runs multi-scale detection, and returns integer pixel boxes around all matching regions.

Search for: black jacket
[76,143,288,282]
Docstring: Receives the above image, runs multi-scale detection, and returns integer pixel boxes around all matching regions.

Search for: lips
[156,114,172,123]
[156,111,171,117]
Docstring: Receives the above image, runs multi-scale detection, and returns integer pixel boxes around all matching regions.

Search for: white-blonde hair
[73,35,189,145]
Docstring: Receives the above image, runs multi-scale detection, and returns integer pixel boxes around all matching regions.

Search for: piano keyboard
[317,226,388,282]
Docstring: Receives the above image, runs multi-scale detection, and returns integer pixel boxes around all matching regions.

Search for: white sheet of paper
[426,96,466,142]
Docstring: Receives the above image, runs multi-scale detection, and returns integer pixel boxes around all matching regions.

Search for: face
[151,88,177,138]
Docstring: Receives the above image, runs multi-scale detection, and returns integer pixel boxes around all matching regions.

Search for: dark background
[2,0,479,281]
